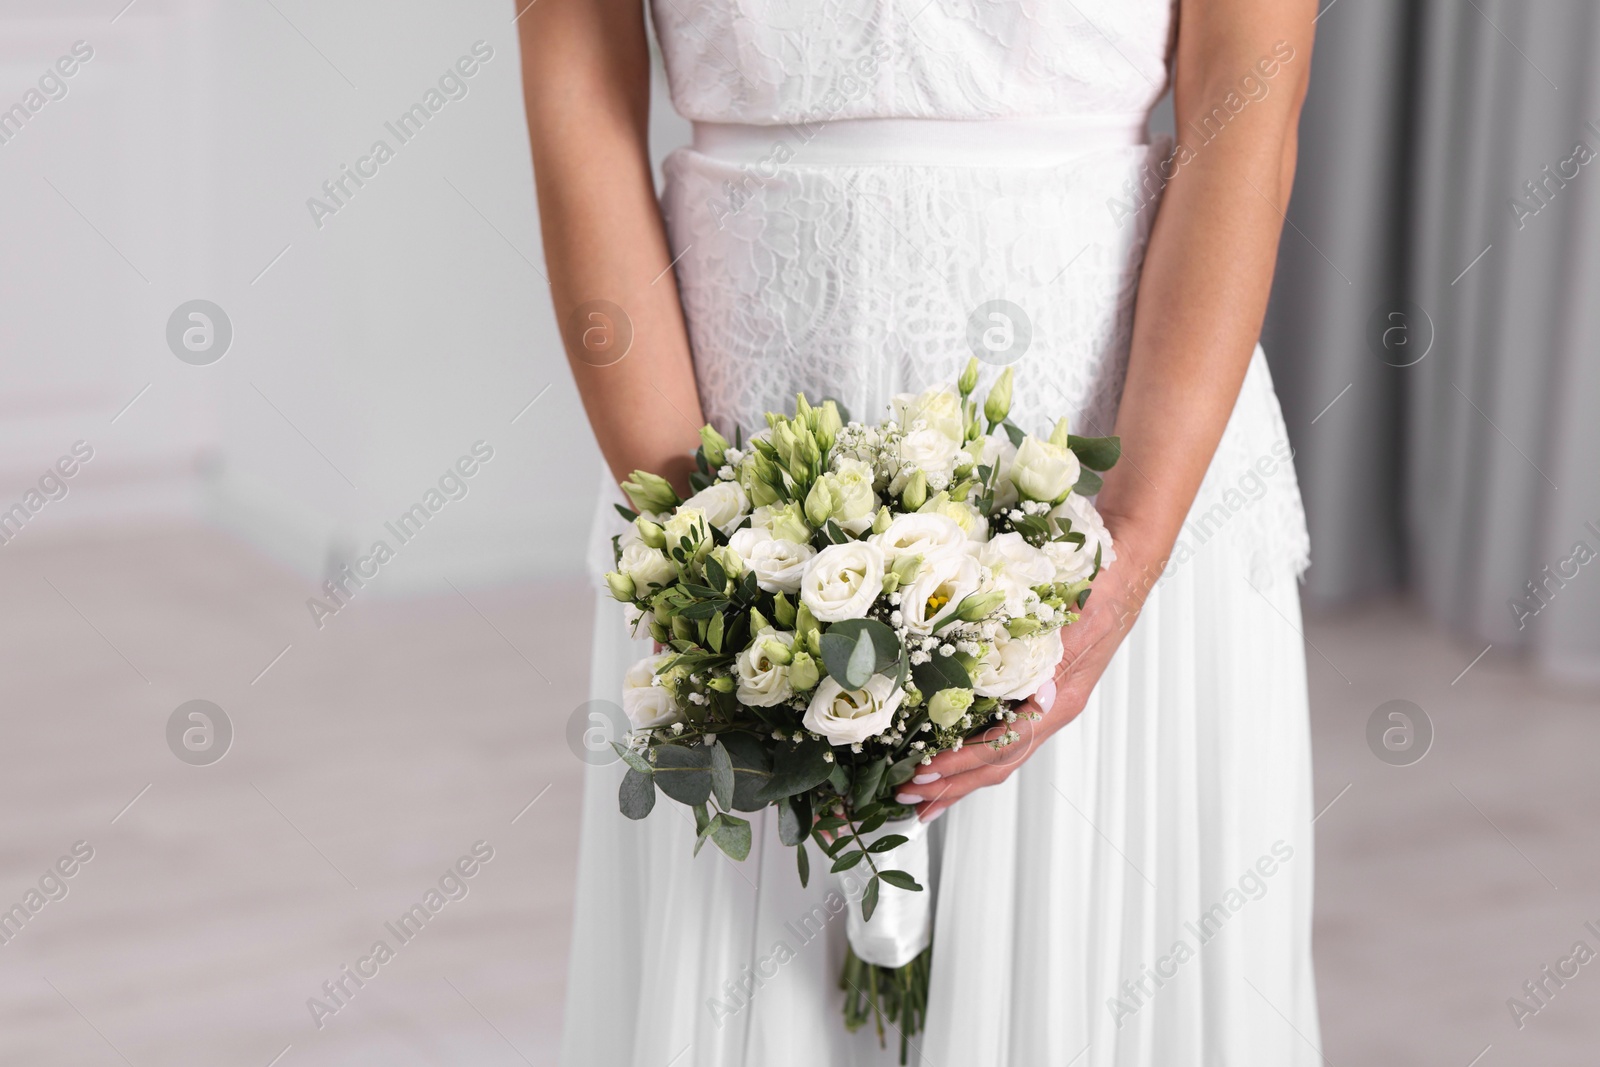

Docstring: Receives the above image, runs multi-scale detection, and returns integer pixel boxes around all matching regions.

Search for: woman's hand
[896,533,1162,822]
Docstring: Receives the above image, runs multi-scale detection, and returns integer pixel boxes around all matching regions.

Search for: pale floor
[1,524,1596,1065]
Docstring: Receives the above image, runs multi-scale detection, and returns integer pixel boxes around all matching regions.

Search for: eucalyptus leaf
[719,733,774,812]
[1067,433,1121,471]
[654,745,713,806]
[754,738,833,803]
[611,742,653,776]
[710,813,752,861]
[850,757,889,810]
[709,740,735,811]
[777,793,812,846]
[796,841,810,887]
[827,762,850,795]
[1072,469,1104,497]
[912,655,971,696]
[886,754,923,788]
[618,768,656,820]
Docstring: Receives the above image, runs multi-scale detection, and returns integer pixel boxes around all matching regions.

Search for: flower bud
[871,505,893,535]
[795,602,821,655]
[814,400,843,452]
[760,637,795,665]
[983,367,1014,427]
[953,588,1006,622]
[707,674,734,693]
[901,469,928,511]
[709,545,743,583]
[1006,616,1045,637]
[604,571,636,602]
[1049,416,1071,449]
[621,470,680,515]
[804,476,835,528]
[958,356,980,398]
[788,651,820,691]
[928,687,974,727]
[699,424,730,468]
[635,517,666,549]
[772,592,797,628]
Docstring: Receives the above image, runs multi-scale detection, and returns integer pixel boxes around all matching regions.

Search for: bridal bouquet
[603,359,1118,1058]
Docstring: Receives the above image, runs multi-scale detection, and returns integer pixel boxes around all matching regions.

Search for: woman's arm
[520,0,704,494]
[911,0,1317,820]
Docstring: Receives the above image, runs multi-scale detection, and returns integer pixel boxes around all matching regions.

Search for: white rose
[618,542,675,593]
[621,653,681,729]
[822,460,880,535]
[679,481,749,534]
[803,673,905,746]
[890,386,964,442]
[870,512,967,564]
[979,532,1056,613]
[728,527,815,593]
[1049,493,1117,569]
[971,630,1063,702]
[800,541,886,622]
[735,628,795,707]
[898,547,983,634]
[1007,436,1081,504]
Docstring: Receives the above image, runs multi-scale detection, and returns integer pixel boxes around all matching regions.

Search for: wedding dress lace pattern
[565,2,1321,1064]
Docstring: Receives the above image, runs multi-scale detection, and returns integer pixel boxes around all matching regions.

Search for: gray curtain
[1262,0,1600,679]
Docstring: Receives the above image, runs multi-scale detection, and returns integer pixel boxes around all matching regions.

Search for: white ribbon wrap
[840,817,933,968]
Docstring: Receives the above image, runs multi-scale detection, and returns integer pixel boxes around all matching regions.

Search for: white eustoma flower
[1049,493,1117,569]
[735,628,796,707]
[870,512,967,564]
[1041,538,1096,584]
[890,386,964,442]
[663,507,711,546]
[804,674,905,746]
[971,630,1063,701]
[896,428,961,488]
[679,481,749,534]
[823,458,880,534]
[1007,436,1081,504]
[800,541,886,622]
[979,532,1056,611]
[617,542,675,593]
[919,496,990,541]
[898,547,983,634]
[621,653,680,729]
[728,527,815,593]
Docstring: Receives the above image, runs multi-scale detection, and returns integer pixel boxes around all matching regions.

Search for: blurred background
[1,1,1596,1064]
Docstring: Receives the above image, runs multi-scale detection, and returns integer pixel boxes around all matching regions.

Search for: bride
[523,0,1321,1063]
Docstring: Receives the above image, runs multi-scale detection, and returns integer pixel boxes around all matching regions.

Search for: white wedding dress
[563,1,1321,1064]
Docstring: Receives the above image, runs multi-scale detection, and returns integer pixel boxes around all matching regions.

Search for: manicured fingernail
[895,792,924,805]
[911,773,941,785]
[1034,680,1057,712]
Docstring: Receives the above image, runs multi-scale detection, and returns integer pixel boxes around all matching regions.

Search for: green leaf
[827,761,850,795]
[857,808,889,835]
[886,754,923,788]
[709,740,735,811]
[618,768,656,820]
[710,813,752,861]
[818,619,900,687]
[1072,468,1104,497]
[1068,433,1121,471]
[611,742,653,775]
[704,554,727,590]
[822,833,855,857]
[613,503,639,523]
[706,611,726,652]
[692,804,714,855]
[830,849,866,873]
[850,757,890,810]
[777,793,811,846]
[861,875,881,921]
[720,733,775,812]
[653,745,713,806]
[1001,421,1026,448]
[814,815,847,833]
[754,738,833,803]
[912,654,971,697]
[796,841,811,887]
[866,833,908,854]
[688,470,714,492]
[878,869,924,892]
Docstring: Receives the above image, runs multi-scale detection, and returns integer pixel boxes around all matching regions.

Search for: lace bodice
[649,0,1177,124]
